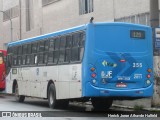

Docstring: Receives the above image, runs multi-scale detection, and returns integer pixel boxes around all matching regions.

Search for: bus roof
[7,22,150,47]
[8,24,87,47]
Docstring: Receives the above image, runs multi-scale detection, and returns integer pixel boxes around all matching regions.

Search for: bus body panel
[0,50,7,91]
[6,64,82,99]
[5,22,153,101]
[82,23,153,98]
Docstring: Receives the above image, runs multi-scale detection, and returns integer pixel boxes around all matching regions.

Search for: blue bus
[6,22,153,110]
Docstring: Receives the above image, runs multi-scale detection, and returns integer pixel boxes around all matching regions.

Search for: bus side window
[12,46,18,66]
[45,39,49,51]
[48,52,54,64]
[38,41,45,52]
[59,36,66,64]
[38,53,44,64]
[72,33,80,47]
[53,37,60,64]
[79,32,85,60]
[44,40,49,64]
[12,56,17,66]
[30,54,37,65]
[32,43,37,53]
[49,38,54,51]
[17,46,22,55]
[54,37,60,50]
[22,44,28,55]
[26,55,31,65]
[79,32,85,47]
[13,46,18,55]
[27,44,31,54]
[22,55,26,65]
[65,35,72,63]
[53,51,59,64]
[44,53,48,64]
[17,46,22,66]
[48,38,55,64]
[71,33,80,62]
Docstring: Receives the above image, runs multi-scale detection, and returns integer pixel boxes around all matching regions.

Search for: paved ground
[0,94,160,120]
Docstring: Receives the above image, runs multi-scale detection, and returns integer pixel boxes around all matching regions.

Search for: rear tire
[14,84,25,102]
[48,83,69,109]
[48,83,58,108]
[91,98,113,111]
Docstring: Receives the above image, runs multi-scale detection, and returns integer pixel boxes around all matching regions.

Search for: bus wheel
[48,83,58,109]
[91,98,113,110]
[15,84,25,102]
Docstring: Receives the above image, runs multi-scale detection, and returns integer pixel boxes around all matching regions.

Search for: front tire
[14,84,25,102]
[91,98,113,110]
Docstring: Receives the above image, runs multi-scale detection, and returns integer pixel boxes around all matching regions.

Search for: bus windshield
[0,53,4,65]
[95,25,148,53]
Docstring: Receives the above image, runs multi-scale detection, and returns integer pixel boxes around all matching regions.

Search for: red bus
[0,50,7,91]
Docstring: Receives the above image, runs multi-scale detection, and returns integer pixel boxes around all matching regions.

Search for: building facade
[0,0,157,49]
[1,0,160,107]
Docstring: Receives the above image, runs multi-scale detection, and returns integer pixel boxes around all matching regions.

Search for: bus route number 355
[133,63,142,68]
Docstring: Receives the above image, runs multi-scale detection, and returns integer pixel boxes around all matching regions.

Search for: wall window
[115,12,150,26]
[3,5,19,22]
[42,0,60,6]
[139,14,146,25]
[26,0,34,31]
[79,0,94,15]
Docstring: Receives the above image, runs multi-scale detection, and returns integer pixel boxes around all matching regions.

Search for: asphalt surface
[0,94,160,120]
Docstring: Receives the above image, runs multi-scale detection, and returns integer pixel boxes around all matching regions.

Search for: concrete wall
[0,0,3,47]
[0,0,152,49]
[114,0,150,18]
